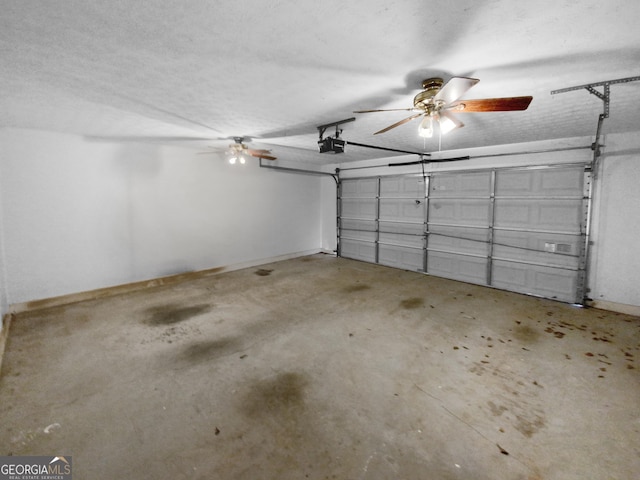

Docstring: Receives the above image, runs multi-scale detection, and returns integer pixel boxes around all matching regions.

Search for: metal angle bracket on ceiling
[551,75,640,118]
[551,75,640,160]
[316,117,356,140]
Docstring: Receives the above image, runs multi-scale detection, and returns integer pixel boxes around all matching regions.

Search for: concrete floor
[0,254,638,479]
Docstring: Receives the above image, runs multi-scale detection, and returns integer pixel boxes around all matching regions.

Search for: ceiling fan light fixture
[418,115,434,138]
[203,137,276,163]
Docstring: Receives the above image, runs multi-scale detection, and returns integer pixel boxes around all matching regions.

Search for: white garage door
[338,163,590,304]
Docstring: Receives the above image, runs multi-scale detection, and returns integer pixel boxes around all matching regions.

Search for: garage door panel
[340,239,376,263]
[380,199,424,222]
[493,246,580,269]
[341,198,377,219]
[494,230,581,253]
[380,176,425,198]
[492,260,578,303]
[379,220,423,236]
[340,218,376,232]
[539,168,584,195]
[429,199,491,226]
[496,170,532,194]
[429,224,489,241]
[341,178,378,198]
[379,231,424,249]
[493,230,581,269]
[340,229,376,243]
[430,172,491,197]
[494,199,583,231]
[379,245,423,270]
[496,166,584,197]
[427,251,488,285]
[428,230,490,256]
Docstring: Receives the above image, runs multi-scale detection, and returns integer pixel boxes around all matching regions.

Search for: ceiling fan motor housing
[414,77,444,112]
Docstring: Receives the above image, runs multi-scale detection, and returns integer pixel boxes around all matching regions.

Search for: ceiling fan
[200,137,277,164]
[354,77,532,138]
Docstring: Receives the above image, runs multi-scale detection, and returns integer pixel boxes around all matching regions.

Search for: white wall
[588,132,640,309]
[0,128,322,318]
[325,134,640,310]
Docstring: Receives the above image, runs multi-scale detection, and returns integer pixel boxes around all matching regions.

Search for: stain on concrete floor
[342,284,371,293]
[240,371,309,418]
[512,324,541,344]
[143,303,211,326]
[400,297,424,309]
[254,269,273,277]
[177,337,242,364]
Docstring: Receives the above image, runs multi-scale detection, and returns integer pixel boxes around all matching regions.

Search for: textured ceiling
[2,0,640,163]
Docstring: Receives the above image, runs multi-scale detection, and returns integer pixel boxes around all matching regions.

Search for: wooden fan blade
[434,77,480,104]
[247,148,272,156]
[448,96,533,112]
[354,108,416,113]
[248,152,277,160]
[373,113,423,135]
[247,148,276,160]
